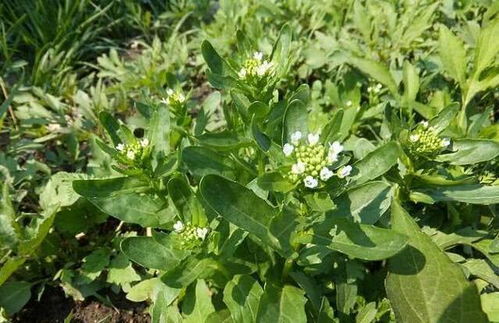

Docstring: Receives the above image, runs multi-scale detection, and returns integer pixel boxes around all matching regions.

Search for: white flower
[116,143,125,151]
[166,88,174,96]
[409,134,420,142]
[338,165,352,178]
[257,61,273,76]
[47,123,61,132]
[346,100,352,107]
[173,221,184,232]
[196,227,209,240]
[420,121,429,128]
[307,133,320,146]
[126,150,136,160]
[177,93,186,103]
[329,141,344,154]
[238,68,247,78]
[441,138,451,147]
[304,176,318,188]
[253,52,263,61]
[327,141,343,163]
[282,143,294,156]
[291,161,306,174]
[291,131,302,145]
[140,138,149,147]
[320,167,334,181]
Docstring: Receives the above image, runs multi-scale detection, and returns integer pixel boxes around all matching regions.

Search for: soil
[14,286,150,323]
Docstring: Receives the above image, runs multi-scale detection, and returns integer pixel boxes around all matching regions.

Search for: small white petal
[291,161,306,174]
[116,143,125,151]
[196,227,208,240]
[238,68,247,78]
[320,167,334,181]
[282,143,294,156]
[376,83,382,89]
[291,131,302,144]
[173,221,184,232]
[441,138,451,147]
[166,88,174,96]
[178,93,186,103]
[338,165,352,178]
[140,138,149,147]
[420,121,429,128]
[126,150,136,159]
[409,134,420,142]
[307,133,320,146]
[327,152,339,163]
[329,141,344,154]
[346,100,352,107]
[253,52,263,61]
[304,176,318,188]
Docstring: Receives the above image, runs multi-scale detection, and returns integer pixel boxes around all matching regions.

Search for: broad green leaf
[167,175,205,224]
[161,256,218,288]
[149,107,170,157]
[18,205,58,255]
[356,302,377,323]
[429,104,459,133]
[289,271,321,311]
[182,146,237,180]
[197,131,251,150]
[306,217,408,260]
[106,253,141,287]
[206,309,234,323]
[473,19,499,79]
[256,285,307,323]
[126,278,163,302]
[402,61,420,104]
[182,279,215,323]
[436,139,499,165]
[284,99,308,143]
[411,184,499,205]
[257,172,295,193]
[202,41,232,76]
[439,25,467,87]
[98,111,121,146]
[121,236,188,271]
[73,177,173,227]
[40,172,88,209]
[0,258,26,286]
[481,292,499,322]
[385,201,487,323]
[329,181,392,224]
[223,275,263,323]
[347,56,398,96]
[321,109,344,143]
[350,142,400,185]
[200,175,279,250]
[0,281,31,315]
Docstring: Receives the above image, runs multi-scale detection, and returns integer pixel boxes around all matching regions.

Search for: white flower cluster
[408,121,450,155]
[161,88,186,107]
[367,83,383,94]
[173,220,209,249]
[283,131,352,189]
[238,52,273,79]
[116,138,149,161]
